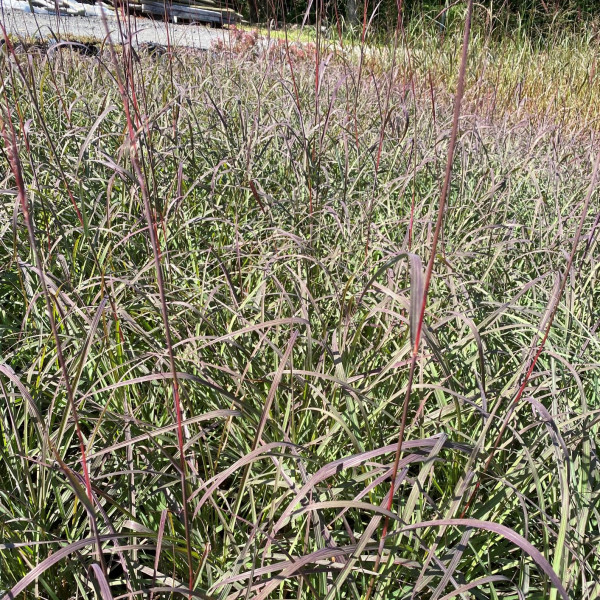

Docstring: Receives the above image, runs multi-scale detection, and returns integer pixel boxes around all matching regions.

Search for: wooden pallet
[113,0,241,24]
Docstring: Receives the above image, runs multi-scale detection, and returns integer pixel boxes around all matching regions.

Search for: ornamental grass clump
[0,4,599,599]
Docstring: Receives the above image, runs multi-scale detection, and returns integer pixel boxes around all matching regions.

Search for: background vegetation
[1,2,599,599]
[241,0,600,31]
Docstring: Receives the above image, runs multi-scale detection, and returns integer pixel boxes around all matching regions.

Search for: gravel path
[0,4,229,49]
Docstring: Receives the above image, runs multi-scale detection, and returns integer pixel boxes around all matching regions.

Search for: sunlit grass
[0,11,599,600]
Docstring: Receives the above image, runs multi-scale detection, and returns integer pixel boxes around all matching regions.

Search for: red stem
[97,11,195,591]
[365,3,474,598]
[460,141,600,518]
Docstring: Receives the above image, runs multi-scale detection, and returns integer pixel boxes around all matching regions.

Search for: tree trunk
[347,0,358,25]
[248,0,259,22]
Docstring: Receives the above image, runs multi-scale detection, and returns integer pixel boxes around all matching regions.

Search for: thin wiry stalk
[0,28,84,228]
[0,56,107,578]
[460,140,600,519]
[369,0,474,593]
[98,10,194,591]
